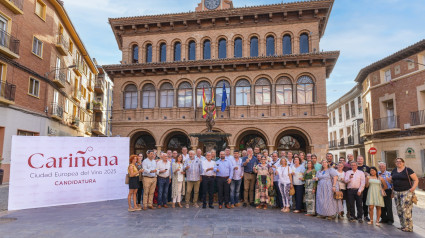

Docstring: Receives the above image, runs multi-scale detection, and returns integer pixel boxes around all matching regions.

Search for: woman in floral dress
[302,160,317,216]
[254,156,274,209]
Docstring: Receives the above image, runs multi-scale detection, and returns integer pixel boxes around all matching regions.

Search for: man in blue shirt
[215,151,233,209]
[378,162,394,225]
[242,147,258,207]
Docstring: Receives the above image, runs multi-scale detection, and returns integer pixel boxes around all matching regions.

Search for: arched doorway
[131,132,156,156]
[275,129,310,154]
[163,132,191,153]
[237,130,267,151]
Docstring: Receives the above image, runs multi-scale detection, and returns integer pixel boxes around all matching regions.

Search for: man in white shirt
[230,150,243,208]
[142,150,157,210]
[225,147,234,162]
[201,152,216,209]
[157,153,171,209]
[286,151,294,166]
[182,147,190,162]
[195,148,206,161]
[184,150,202,208]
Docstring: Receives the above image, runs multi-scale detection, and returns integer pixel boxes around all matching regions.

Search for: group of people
[127,147,419,233]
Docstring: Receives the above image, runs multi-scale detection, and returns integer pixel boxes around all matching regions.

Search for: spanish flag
[211,88,216,119]
[202,88,207,119]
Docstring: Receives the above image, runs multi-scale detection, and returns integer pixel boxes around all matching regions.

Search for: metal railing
[86,102,93,111]
[0,81,16,101]
[71,117,80,127]
[56,34,69,52]
[93,121,105,134]
[54,70,66,85]
[374,115,399,131]
[346,135,354,145]
[95,78,105,92]
[329,140,337,148]
[8,0,24,10]
[338,138,345,147]
[51,103,63,119]
[360,122,371,136]
[93,102,104,111]
[411,110,425,126]
[0,29,20,55]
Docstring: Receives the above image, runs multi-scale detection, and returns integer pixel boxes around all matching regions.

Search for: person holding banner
[142,150,158,210]
[128,155,143,212]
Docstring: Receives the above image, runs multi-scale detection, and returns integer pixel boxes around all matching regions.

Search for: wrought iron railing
[411,110,425,126]
[0,29,20,55]
[56,34,69,52]
[374,115,399,131]
[51,103,63,119]
[54,70,66,85]
[346,135,354,145]
[329,140,337,148]
[338,138,345,147]
[0,81,16,101]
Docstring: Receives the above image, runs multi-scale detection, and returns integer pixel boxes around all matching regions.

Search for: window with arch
[215,80,231,107]
[235,79,251,106]
[142,84,156,109]
[218,38,227,59]
[282,35,292,55]
[196,81,211,107]
[159,43,167,62]
[174,42,181,61]
[124,84,138,109]
[178,82,193,108]
[266,36,275,56]
[160,83,174,108]
[297,75,314,104]
[300,33,309,54]
[250,37,258,57]
[255,78,271,105]
[132,44,139,63]
[234,38,242,58]
[146,44,152,63]
[203,40,211,60]
[188,41,196,60]
[276,77,293,105]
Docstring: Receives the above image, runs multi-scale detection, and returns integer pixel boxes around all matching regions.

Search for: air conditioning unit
[404,124,411,130]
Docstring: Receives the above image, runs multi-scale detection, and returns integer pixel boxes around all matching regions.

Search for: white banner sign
[8,136,129,210]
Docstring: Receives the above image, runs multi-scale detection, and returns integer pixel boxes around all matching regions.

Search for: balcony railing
[71,117,80,128]
[56,34,69,55]
[85,123,92,135]
[360,122,371,136]
[329,140,337,148]
[51,103,63,120]
[374,115,399,131]
[338,138,345,147]
[0,29,20,58]
[53,70,66,88]
[346,135,354,145]
[92,121,105,135]
[95,77,105,94]
[73,59,84,76]
[93,102,104,112]
[411,110,425,127]
[0,81,16,104]
[73,90,81,102]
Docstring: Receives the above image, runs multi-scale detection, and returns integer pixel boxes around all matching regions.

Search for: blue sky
[63,0,425,104]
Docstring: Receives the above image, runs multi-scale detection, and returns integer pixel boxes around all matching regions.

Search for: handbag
[406,167,418,205]
[125,174,129,184]
[334,191,343,200]
[288,166,295,196]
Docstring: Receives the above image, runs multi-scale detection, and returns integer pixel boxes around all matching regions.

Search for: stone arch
[253,74,273,85]
[157,79,175,89]
[160,129,192,153]
[273,127,312,154]
[234,127,270,151]
[121,81,138,91]
[129,129,157,156]
[295,72,317,83]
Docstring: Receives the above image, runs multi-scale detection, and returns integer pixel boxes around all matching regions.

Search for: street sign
[369,147,377,155]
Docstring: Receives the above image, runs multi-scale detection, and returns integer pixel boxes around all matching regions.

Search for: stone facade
[357,39,425,175]
[104,0,339,159]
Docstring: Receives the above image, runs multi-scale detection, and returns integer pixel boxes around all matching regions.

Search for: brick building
[0,0,109,182]
[358,39,425,175]
[104,0,339,157]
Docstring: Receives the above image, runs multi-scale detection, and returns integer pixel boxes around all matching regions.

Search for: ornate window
[178,82,192,108]
[250,37,258,57]
[282,35,292,55]
[124,84,138,109]
[218,38,227,59]
[215,80,231,107]
[234,38,242,58]
[134,134,156,155]
[146,44,152,63]
[235,79,251,106]
[132,44,139,63]
[300,33,309,54]
[239,134,266,150]
[188,41,196,60]
[160,83,174,108]
[142,84,155,109]
[297,75,314,104]
[159,43,167,62]
[174,42,181,61]
[196,81,211,107]
[203,40,211,59]
[276,77,293,105]
[266,36,275,56]
[255,78,271,105]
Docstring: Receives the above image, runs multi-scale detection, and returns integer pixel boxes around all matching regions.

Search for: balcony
[87,79,94,92]
[55,34,69,56]
[72,60,84,76]
[346,135,354,146]
[0,81,16,105]
[373,115,400,133]
[85,123,92,136]
[72,91,81,102]
[70,117,80,129]
[52,70,66,88]
[0,0,24,14]
[411,110,425,128]
[93,101,104,112]
[338,138,345,147]
[86,102,93,113]
[51,103,63,121]
[95,77,105,94]
[329,140,337,148]
[0,29,20,59]
[92,121,105,135]
[360,122,371,137]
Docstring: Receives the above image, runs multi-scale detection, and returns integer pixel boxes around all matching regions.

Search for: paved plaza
[0,185,424,238]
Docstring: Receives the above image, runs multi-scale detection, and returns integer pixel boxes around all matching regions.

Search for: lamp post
[403,59,425,67]
[44,65,76,78]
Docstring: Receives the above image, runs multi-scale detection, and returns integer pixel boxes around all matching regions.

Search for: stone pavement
[0,198,424,238]
[0,185,8,212]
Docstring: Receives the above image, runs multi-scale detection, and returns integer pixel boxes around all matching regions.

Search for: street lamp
[44,65,76,77]
[403,59,425,67]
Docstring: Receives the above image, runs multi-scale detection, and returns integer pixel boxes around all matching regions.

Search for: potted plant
[419,175,425,191]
